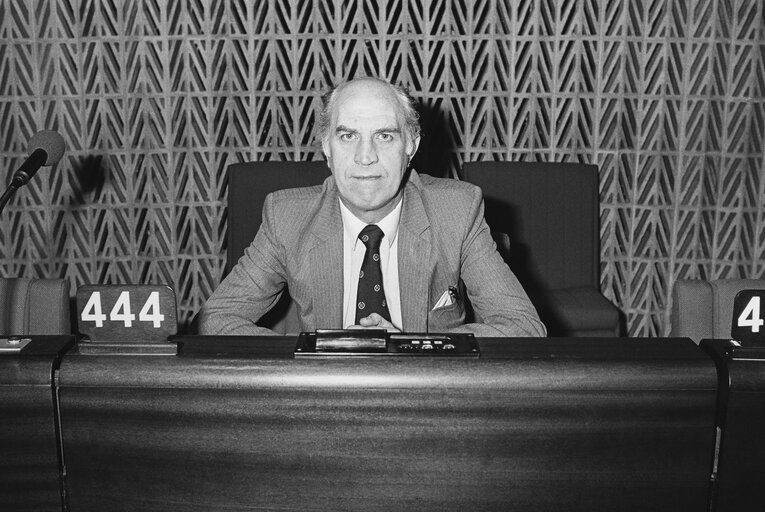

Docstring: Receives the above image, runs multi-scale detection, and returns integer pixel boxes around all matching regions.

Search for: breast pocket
[428,300,466,331]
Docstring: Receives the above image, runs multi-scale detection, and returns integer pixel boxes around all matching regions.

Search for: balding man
[200,77,545,337]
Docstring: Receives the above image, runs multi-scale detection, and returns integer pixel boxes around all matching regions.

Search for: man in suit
[199,77,545,337]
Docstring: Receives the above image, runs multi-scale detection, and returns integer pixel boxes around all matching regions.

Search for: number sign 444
[76,285,177,343]
[81,290,165,328]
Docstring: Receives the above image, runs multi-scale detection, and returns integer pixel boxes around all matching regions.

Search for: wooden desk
[57,337,717,511]
[0,335,75,512]
[701,339,765,511]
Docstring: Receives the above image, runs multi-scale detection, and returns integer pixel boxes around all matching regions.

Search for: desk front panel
[700,339,765,511]
[58,337,717,511]
[0,336,74,512]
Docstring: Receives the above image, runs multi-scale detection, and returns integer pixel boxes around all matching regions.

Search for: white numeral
[139,291,165,328]
[737,296,764,333]
[80,292,107,327]
[82,290,167,329]
[109,291,135,327]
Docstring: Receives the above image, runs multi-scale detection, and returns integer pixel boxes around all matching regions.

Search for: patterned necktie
[355,224,390,324]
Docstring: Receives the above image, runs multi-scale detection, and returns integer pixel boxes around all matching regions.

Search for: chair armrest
[543,286,620,337]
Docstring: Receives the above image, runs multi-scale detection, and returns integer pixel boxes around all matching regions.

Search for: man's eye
[339,133,356,141]
[377,133,394,142]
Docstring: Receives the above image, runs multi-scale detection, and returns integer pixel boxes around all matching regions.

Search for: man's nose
[354,138,378,165]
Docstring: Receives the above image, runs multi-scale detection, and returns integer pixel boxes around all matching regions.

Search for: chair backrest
[462,161,599,291]
[227,161,331,272]
[0,278,71,335]
[670,278,765,342]
[226,161,331,334]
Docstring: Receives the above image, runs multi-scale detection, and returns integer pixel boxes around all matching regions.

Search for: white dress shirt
[339,198,402,329]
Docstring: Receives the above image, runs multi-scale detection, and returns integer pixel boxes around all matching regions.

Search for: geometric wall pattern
[1,0,764,336]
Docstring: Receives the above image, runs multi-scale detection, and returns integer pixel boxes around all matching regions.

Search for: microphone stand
[0,184,19,217]
[0,148,47,217]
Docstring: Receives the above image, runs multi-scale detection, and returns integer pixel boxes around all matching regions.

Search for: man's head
[319,77,421,223]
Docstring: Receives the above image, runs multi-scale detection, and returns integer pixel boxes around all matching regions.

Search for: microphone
[1,130,66,217]
[10,130,66,187]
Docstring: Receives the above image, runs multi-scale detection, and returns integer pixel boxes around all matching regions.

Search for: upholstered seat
[463,161,621,337]
[670,278,765,342]
[0,278,71,335]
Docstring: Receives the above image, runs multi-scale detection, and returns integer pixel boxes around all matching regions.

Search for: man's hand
[348,313,401,332]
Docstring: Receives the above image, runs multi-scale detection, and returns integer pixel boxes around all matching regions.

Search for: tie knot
[358,224,384,249]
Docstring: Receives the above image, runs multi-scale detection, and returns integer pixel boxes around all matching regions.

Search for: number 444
[80,291,165,328]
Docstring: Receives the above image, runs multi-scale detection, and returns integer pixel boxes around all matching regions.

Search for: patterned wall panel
[1,0,764,336]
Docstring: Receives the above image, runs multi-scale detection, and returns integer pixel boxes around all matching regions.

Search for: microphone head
[28,130,65,166]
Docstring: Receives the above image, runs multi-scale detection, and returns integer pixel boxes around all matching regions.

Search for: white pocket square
[432,288,455,310]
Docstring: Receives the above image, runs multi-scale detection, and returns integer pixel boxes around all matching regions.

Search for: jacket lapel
[307,179,344,329]
[398,176,431,331]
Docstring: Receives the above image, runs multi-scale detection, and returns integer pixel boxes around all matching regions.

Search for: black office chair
[0,278,71,335]
[463,161,620,337]
[226,160,331,334]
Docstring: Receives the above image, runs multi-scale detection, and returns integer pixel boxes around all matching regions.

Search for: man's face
[322,80,420,223]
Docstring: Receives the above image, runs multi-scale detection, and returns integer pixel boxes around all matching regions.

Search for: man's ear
[321,138,332,168]
[407,134,421,161]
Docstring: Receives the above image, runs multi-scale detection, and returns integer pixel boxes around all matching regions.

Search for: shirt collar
[339,195,402,249]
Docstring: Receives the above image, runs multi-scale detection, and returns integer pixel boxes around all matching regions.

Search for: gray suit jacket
[199,171,545,337]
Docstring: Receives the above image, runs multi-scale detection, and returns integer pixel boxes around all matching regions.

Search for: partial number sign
[731,290,765,346]
[76,285,178,343]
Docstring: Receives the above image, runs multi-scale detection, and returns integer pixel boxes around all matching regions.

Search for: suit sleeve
[198,194,288,335]
[450,188,547,337]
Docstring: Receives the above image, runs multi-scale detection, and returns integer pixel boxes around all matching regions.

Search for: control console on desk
[174,331,479,358]
[295,329,479,356]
